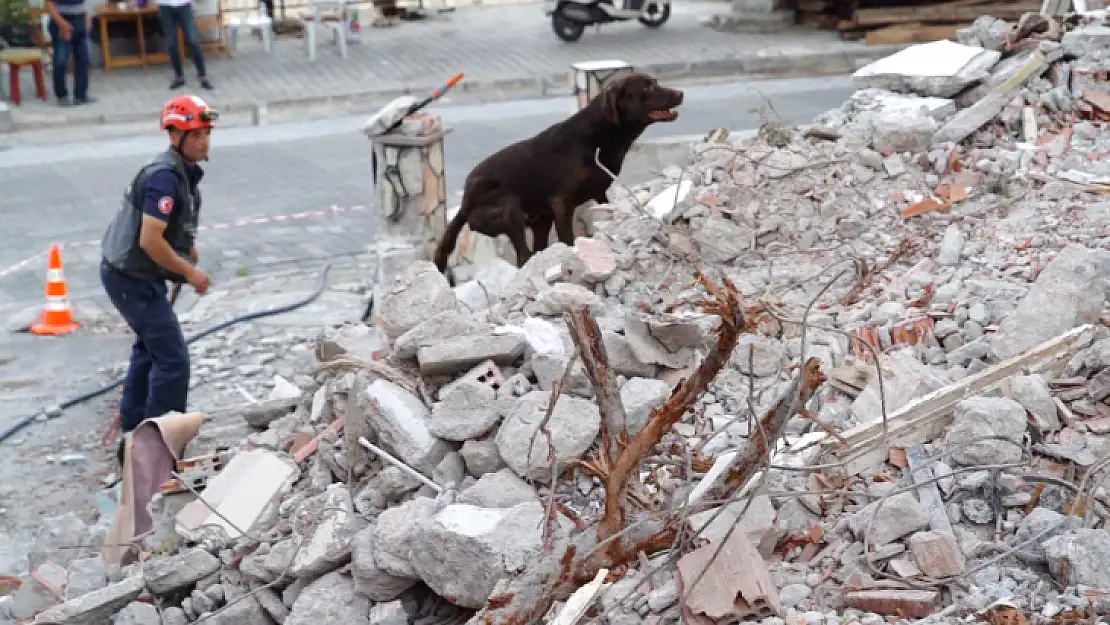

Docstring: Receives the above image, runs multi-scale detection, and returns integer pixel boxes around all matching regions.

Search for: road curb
[7,46,902,133]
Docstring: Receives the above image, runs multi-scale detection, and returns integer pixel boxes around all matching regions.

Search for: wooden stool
[0,48,47,105]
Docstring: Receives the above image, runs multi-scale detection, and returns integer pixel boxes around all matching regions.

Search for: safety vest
[101,148,201,283]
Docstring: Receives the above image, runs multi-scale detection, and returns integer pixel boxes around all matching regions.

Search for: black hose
[0,263,334,445]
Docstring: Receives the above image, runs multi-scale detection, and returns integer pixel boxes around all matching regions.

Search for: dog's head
[597,73,684,126]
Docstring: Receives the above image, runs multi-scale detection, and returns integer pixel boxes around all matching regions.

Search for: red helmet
[160,95,218,132]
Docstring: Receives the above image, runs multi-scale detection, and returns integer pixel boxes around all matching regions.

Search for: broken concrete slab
[852,39,1002,98]
[32,575,144,624]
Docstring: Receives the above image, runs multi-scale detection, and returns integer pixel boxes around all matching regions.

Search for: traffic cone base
[30,244,80,337]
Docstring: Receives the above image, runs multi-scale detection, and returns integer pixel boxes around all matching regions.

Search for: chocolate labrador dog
[433,72,684,274]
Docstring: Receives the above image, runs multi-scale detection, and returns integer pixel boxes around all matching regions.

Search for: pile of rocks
[9,12,1110,625]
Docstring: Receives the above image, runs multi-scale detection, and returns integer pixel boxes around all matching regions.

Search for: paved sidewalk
[5,1,895,131]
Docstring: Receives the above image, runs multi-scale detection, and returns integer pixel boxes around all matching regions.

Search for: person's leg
[141,282,190,420]
[71,15,93,103]
[46,18,71,103]
[178,4,210,87]
[157,4,185,86]
[99,263,156,432]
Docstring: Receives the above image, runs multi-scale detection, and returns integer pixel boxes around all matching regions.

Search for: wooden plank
[853,2,1042,26]
[864,22,965,44]
[815,324,1095,477]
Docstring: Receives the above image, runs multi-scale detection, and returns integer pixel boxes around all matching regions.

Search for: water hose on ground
[0,263,334,445]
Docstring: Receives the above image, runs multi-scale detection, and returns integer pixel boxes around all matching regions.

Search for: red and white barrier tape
[0,204,369,281]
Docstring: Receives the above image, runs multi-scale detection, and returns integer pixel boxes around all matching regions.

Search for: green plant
[0,0,32,27]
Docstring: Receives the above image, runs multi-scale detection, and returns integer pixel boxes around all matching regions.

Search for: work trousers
[158,3,208,79]
[100,261,190,433]
[47,14,90,101]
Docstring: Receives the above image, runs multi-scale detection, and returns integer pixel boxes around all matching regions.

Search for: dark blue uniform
[100,148,202,434]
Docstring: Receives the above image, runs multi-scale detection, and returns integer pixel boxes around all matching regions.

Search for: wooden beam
[816,324,1095,477]
[864,23,966,45]
[853,2,1041,26]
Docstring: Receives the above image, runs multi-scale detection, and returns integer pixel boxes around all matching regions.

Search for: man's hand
[187,267,210,295]
[59,19,72,40]
[86,14,93,30]
[189,248,199,265]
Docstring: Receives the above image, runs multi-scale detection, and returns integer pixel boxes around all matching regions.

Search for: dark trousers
[100,261,190,433]
[47,14,90,101]
[158,3,207,79]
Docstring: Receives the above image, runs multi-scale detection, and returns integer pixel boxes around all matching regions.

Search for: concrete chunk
[428,378,502,441]
[352,525,416,601]
[619,377,671,436]
[285,570,369,625]
[991,244,1106,361]
[459,468,540,508]
[361,379,450,474]
[495,390,601,482]
[417,334,526,376]
[407,502,545,609]
[289,484,357,579]
[144,547,221,595]
[32,575,144,624]
[946,397,1027,465]
[907,531,965,577]
[377,260,457,340]
[849,492,931,546]
[111,601,161,625]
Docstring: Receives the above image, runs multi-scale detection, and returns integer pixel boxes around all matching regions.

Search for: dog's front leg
[551,198,575,246]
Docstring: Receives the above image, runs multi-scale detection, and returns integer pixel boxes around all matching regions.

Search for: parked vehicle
[543,0,670,42]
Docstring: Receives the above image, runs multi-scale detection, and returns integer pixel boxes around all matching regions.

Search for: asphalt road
[0,74,856,311]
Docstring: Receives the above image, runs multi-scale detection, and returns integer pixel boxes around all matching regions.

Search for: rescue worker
[99,94,215,463]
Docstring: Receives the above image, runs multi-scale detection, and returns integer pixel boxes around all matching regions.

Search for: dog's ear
[599,82,622,124]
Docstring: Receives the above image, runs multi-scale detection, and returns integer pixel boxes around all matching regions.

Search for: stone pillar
[570,60,634,111]
[367,117,450,262]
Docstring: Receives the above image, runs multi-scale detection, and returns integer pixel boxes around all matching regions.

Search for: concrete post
[570,60,634,111]
[368,117,450,262]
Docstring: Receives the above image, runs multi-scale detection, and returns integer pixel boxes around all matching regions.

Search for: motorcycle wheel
[638,2,670,27]
[552,12,586,42]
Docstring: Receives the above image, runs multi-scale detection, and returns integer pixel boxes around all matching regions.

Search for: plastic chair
[227,13,275,53]
[300,0,347,61]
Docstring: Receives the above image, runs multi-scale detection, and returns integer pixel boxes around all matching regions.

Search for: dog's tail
[433,177,498,275]
[433,208,468,274]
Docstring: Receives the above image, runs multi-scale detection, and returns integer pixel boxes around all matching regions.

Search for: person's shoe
[73,96,97,106]
[56,97,71,107]
[199,77,213,90]
[170,77,186,89]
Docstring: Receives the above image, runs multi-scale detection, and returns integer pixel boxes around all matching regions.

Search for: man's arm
[44,0,73,39]
[137,172,200,282]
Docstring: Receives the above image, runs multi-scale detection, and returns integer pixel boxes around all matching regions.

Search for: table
[97,4,176,72]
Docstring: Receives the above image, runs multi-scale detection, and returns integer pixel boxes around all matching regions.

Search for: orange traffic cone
[30,244,80,336]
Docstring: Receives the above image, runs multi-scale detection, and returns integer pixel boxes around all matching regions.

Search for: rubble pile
[10,12,1110,625]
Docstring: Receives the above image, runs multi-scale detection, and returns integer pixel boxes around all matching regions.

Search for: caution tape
[0,204,369,282]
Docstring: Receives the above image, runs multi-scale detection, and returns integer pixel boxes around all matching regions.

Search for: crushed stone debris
[10,15,1110,625]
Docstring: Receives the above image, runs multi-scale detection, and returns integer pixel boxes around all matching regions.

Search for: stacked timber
[788,0,1042,45]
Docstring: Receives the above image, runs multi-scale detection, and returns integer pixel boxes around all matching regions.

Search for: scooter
[543,0,671,42]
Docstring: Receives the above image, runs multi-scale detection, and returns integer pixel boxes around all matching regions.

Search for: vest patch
[158,196,174,215]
